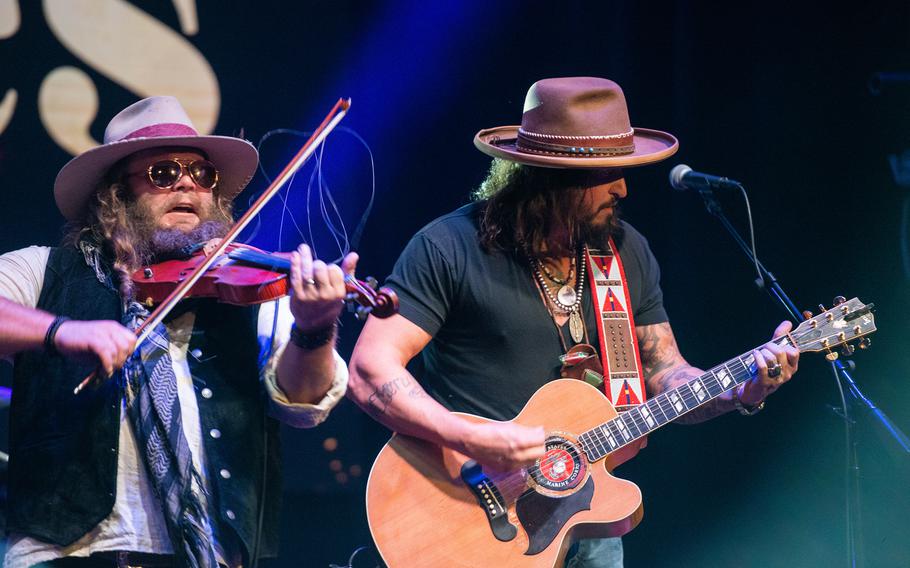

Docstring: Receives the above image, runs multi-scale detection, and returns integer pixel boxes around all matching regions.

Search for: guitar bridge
[460,460,518,542]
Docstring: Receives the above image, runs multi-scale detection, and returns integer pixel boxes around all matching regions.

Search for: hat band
[516,128,635,157]
[119,123,199,142]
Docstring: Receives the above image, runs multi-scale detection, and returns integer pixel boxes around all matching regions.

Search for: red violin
[131,242,399,319]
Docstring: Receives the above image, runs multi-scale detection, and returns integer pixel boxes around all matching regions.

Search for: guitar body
[366,379,647,567]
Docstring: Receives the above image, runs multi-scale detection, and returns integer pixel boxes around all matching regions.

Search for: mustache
[125,197,232,264]
[147,221,230,261]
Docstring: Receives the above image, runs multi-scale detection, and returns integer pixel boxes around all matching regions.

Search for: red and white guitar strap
[585,240,647,410]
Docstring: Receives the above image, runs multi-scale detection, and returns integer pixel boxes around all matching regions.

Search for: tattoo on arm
[366,375,428,417]
[637,322,734,424]
[638,322,687,394]
[678,398,730,424]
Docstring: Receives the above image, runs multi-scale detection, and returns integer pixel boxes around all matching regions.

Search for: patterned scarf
[80,240,218,568]
[121,301,218,568]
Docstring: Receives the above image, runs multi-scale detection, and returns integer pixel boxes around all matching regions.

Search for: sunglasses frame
[141,158,220,190]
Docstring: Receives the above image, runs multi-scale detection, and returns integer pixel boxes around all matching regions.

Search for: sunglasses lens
[148,160,182,188]
[189,160,218,189]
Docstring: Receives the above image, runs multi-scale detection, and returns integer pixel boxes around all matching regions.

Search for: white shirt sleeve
[0,246,51,307]
[257,296,348,428]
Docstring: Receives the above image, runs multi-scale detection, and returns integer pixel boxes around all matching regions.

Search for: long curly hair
[473,159,620,258]
[62,164,234,299]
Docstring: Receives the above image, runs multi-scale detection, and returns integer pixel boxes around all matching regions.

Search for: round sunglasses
[131,158,220,190]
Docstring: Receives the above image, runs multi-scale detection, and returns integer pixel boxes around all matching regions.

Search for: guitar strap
[585,240,647,410]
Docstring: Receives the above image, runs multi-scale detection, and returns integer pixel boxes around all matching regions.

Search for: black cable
[328,546,376,568]
[251,303,280,568]
[250,406,268,568]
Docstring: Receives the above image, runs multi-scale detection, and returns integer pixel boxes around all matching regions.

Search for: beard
[575,202,622,251]
[127,198,232,264]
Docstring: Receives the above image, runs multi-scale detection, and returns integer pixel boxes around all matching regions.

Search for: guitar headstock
[791,297,876,360]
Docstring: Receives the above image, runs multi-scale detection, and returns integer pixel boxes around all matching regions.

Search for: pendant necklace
[530,248,587,343]
[539,255,578,309]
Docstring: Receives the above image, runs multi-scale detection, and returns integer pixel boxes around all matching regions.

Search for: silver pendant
[557,285,577,306]
[569,311,584,343]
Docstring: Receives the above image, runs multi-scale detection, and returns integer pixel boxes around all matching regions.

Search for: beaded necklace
[530,247,587,343]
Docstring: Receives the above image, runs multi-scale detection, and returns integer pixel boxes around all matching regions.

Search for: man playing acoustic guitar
[348,77,799,567]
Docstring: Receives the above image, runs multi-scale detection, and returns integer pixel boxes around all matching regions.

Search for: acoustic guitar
[365,298,876,567]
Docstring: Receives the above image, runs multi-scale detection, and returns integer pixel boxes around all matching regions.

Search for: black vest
[8,246,283,562]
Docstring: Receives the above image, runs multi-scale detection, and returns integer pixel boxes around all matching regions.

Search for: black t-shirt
[386,202,668,421]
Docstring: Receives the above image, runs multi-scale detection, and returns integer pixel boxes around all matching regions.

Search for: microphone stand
[695,185,910,568]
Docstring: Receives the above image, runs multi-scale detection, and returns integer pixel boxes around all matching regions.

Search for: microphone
[669,164,743,192]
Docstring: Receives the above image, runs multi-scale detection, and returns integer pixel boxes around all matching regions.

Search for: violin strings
[313,141,351,260]
[337,127,376,252]
[254,127,377,265]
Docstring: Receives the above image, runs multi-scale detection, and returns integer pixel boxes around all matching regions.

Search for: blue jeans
[565,537,624,568]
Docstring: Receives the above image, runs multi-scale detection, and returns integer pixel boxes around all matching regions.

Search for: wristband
[289,321,337,350]
[44,315,71,355]
[732,384,765,416]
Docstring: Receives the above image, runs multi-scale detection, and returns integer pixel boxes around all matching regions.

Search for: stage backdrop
[2,1,909,566]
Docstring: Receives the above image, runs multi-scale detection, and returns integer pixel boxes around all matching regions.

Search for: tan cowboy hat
[474,77,678,169]
[54,96,259,221]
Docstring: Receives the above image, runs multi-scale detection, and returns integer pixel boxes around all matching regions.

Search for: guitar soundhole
[529,435,587,494]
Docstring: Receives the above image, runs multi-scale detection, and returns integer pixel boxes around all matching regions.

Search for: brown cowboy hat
[474,77,678,169]
[54,96,259,221]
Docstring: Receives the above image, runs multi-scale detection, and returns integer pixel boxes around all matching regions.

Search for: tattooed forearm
[638,324,677,379]
[677,398,732,423]
[637,322,688,393]
[655,365,733,423]
[654,366,700,395]
[366,375,428,417]
[637,322,735,423]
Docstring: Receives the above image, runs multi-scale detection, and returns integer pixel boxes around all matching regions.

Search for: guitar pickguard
[516,476,595,555]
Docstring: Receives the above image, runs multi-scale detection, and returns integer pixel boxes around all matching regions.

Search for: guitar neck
[578,335,792,463]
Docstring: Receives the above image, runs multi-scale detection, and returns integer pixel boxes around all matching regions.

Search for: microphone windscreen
[669,164,692,191]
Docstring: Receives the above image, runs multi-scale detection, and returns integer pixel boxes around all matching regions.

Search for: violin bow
[74,98,351,394]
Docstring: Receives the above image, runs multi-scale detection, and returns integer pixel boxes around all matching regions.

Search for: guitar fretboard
[578,336,791,462]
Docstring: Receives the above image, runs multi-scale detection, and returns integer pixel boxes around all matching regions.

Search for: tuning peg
[366,276,379,290]
[801,310,814,320]
[825,351,839,362]
[858,337,872,350]
[840,344,856,357]
[833,295,847,306]
[818,304,827,313]
[354,305,373,321]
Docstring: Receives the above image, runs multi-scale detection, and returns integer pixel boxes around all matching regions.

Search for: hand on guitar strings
[459,420,547,472]
[740,320,800,406]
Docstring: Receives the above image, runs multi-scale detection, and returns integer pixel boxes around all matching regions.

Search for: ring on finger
[305,278,317,286]
[767,363,782,378]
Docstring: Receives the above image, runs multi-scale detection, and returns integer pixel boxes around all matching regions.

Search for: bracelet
[732,384,765,416]
[43,315,71,355]
[289,321,337,350]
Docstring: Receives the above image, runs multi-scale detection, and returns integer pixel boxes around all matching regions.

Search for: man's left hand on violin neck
[288,243,359,334]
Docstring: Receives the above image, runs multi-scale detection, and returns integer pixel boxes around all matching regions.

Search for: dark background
[1,1,909,566]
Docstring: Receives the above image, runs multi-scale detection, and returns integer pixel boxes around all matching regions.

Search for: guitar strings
[486,328,836,499]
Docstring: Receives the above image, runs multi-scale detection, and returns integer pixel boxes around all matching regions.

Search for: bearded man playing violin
[0,97,356,568]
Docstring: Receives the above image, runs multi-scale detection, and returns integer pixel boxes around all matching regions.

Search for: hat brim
[474,125,678,169]
[54,135,259,221]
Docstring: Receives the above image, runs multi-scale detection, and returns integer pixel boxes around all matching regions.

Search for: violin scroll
[345,275,399,320]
